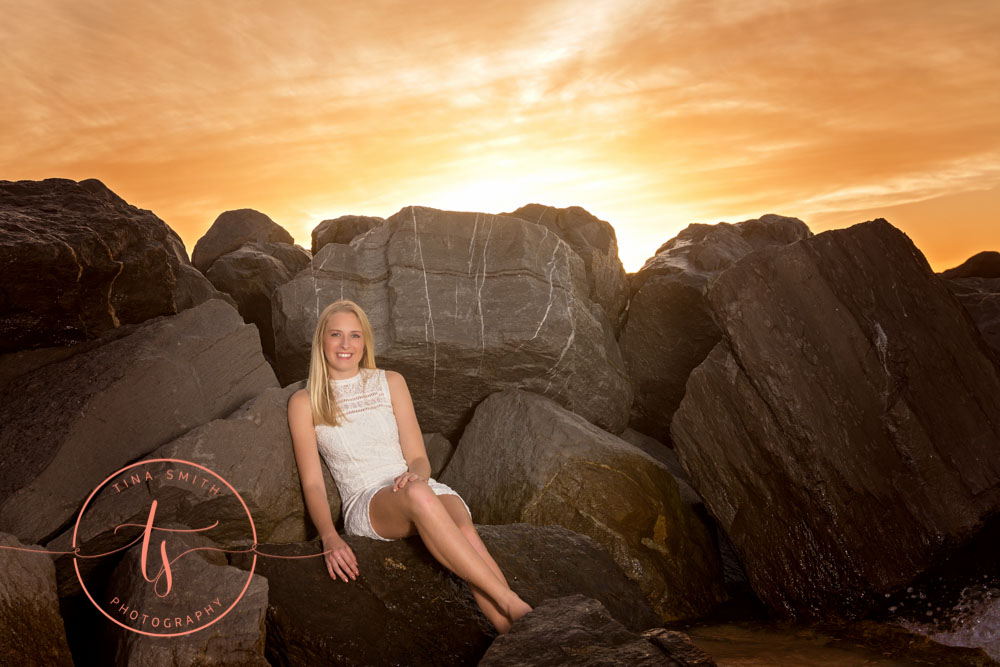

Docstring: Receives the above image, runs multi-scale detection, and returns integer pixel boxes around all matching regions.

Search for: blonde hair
[307,299,377,426]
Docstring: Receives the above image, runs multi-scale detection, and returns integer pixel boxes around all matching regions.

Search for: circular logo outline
[73,457,258,637]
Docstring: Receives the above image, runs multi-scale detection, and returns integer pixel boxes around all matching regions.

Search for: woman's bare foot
[501,592,532,631]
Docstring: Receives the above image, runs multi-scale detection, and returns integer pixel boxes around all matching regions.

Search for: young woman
[287,299,532,634]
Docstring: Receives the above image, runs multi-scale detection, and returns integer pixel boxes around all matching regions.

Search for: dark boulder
[191,208,294,274]
[0,178,216,353]
[311,214,383,254]
[618,214,810,441]
[99,530,268,665]
[939,250,1000,279]
[442,390,726,622]
[480,595,716,666]
[0,532,73,666]
[671,219,1000,619]
[0,298,278,545]
[205,240,311,361]
[228,523,660,666]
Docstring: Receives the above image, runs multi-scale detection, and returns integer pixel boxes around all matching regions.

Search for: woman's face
[323,310,365,379]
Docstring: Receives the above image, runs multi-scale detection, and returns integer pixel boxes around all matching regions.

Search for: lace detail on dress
[332,368,392,418]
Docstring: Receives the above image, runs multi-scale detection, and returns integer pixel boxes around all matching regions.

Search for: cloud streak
[2,0,998,270]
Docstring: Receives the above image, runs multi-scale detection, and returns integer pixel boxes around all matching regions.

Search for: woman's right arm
[287,389,358,582]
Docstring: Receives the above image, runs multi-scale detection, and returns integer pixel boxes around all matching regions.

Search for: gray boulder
[618,214,811,441]
[506,204,629,333]
[311,214,383,254]
[206,240,311,361]
[0,178,218,353]
[273,206,632,438]
[45,382,341,597]
[480,595,716,666]
[0,298,278,544]
[442,389,726,622]
[191,208,294,273]
[0,532,73,666]
[100,529,268,665]
[671,219,1000,619]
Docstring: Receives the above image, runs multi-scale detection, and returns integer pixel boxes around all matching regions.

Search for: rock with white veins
[272,206,632,438]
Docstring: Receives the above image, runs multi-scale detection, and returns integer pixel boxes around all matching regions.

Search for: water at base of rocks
[685,623,914,666]
[893,580,1000,662]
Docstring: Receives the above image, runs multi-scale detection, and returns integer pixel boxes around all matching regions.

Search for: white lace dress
[314,367,470,541]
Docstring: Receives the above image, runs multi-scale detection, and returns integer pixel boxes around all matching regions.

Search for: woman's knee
[401,481,438,515]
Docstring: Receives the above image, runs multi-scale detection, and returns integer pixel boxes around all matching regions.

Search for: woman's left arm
[386,370,432,489]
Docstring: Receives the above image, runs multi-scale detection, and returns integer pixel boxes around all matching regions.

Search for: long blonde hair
[307,299,377,426]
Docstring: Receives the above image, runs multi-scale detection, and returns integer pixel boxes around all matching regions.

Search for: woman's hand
[321,533,358,582]
[393,470,426,491]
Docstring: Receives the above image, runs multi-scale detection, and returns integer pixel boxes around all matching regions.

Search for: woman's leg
[368,482,531,632]
[438,495,523,633]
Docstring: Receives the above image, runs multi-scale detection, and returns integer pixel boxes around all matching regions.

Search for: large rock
[506,204,629,332]
[228,523,660,666]
[939,250,1000,279]
[480,595,716,666]
[671,219,1000,620]
[0,298,278,544]
[618,214,811,441]
[206,240,311,361]
[442,389,726,622]
[99,530,268,665]
[273,206,632,438]
[311,214,383,254]
[0,178,217,353]
[0,532,73,666]
[943,276,1000,362]
[191,208,294,273]
[940,252,1000,363]
[45,382,340,597]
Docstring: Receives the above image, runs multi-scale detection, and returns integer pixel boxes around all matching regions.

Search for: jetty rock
[618,213,811,441]
[0,178,223,353]
[671,218,1000,619]
[273,205,632,438]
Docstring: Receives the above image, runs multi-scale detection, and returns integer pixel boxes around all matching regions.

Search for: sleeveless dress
[314,367,470,541]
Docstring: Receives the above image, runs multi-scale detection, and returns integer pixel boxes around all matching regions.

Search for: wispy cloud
[2,0,998,270]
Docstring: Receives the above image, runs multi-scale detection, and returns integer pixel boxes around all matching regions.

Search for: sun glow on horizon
[2,0,997,274]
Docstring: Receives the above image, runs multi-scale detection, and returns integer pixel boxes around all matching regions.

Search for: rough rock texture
[273,206,632,438]
[0,298,278,545]
[0,178,213,353]
[424,432,455,477]
[618,214,811,441]
[228,523,660,666]
[99,530,268,665]
[940,252,1000,363]
[206,240,311,361]
[191,208,294,273]
[671,219,1000,620]
[46,382,340,597]
[940,250,1000,279]
[480,595,716,666]
[944,277,1000,362]
[506,204,629,333]
[442,390,726,621]
[0,532,74,666]
[311,214,383,254]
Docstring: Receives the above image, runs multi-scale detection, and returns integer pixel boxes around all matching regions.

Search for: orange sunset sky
[2,0,997,272]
